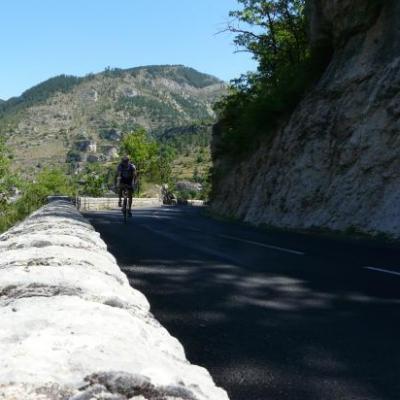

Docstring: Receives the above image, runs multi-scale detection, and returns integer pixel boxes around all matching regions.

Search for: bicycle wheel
[123,196,128,223]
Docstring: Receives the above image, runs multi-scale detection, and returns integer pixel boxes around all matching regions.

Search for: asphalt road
[84,206,400,400]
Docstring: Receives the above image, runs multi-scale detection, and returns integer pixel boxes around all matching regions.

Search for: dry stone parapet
[0,201,229,400]
[76,197,162,211]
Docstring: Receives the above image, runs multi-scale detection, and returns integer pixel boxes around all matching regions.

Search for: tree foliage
[0,75,91,117]
[0,166,76,233]
[0,138,14,212]
[157,145,175,184]
[215,0,325,157]
[229,0,307,81]
[16,169,76,216]
[121,128,158,174]
[0,138,11,188]
[120,127,176,186]
[76,163,109,197]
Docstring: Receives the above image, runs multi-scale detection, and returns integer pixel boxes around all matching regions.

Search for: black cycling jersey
[117,162,136,184]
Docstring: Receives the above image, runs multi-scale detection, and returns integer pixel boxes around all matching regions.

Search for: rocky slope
[0,65,226,172]
[211,0,400,237]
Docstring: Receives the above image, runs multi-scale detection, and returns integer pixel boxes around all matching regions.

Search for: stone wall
[76,197,162,211]
[0,201,228,400]
[186,200,205,207]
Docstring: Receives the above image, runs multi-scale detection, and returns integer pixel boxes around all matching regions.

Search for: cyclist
[115,155,136,217]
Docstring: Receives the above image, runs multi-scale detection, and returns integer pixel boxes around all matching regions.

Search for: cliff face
[211,0,400,237]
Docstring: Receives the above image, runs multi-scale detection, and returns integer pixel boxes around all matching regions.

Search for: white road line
[364,267,400,277]
[139,224,244,265]
[148,211,305,256]
[217,233,305,256]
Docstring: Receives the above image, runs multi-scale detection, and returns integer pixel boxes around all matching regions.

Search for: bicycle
[120,185,132,224]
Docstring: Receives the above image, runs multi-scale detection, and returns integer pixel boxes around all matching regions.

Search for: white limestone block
[0,201,229,400]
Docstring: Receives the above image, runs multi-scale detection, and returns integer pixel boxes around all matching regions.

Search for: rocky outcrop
[211,0,400,237]
[0,201,228,400]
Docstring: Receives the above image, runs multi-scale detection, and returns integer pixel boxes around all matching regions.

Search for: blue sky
[0,0,258,99]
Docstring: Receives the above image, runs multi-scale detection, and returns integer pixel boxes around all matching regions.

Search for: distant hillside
[0,65,226,173]
[159,123,214,180]
[157,123,212,148]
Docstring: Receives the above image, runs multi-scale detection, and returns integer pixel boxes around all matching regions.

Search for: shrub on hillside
[174,180,202,201]
[15,169,76,216]
[0,168,76,233]
[76,163,110,197]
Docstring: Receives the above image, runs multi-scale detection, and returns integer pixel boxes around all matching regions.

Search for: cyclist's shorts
[119,184,133,195]
[120,180,134,189]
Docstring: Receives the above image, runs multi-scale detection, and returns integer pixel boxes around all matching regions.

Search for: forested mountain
[0,65,226,172]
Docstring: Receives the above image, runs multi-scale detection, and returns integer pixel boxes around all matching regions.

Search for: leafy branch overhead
[229,0,307,77]
[214,0,325,158]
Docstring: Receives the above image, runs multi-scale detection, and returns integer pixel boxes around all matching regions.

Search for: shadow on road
[86,207,400,400]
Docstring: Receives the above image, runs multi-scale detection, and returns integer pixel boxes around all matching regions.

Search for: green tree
[121,128,177,191]
[77,163,108,197]
[193,166,201,183]
[228,0,307,82]
[214,0,320,157]
[0,138,12,200]
[0,138,16,230]
[17,168,76,216]
[0,141,77,232]
[121,128,177,189]
[157,145,175,184]
[0,168,75,233]
[120,128,158,176]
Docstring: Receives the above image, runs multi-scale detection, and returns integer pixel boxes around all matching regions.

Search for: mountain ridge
[0,65,226,173]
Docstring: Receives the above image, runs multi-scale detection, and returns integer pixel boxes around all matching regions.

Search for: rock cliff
[0,201,228,400]
[211,0,400,237]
